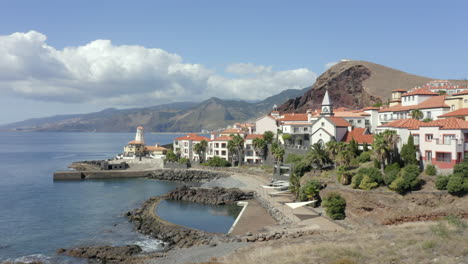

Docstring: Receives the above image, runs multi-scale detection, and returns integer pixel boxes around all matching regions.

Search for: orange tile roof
[378,96,449,112]
[282,121,311,125]
[362,107,380,110]
[402,88,439,96]
[220,128,244,134]
[420,118,468,130]
[212,135,233,141]
[345,128,374,144]
[245,134,264,140]
[145,146,167,151]
[452,90,468,96]
[279,113,308,121]
[128,140,143,144]
[378,118,426,130]
[174,134,211,141]
[438,108,468,117]
[327,116,351,127]
[333,110,369,118]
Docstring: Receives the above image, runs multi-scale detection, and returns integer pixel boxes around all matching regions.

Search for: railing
[433,138,463,146]
[283,144,310,150]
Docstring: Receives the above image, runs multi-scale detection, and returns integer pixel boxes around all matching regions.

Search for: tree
[299,179,323,201]
[322,192,346,220]
[362,142,370,152]
[289,172,301,200]
[228,134,244,166]
[389,164,421,194]
[400,134,417,166]
[252,137,267,161]
[411,109,424,120]
[165,150,178,162]
[348,138,360,157]
[383,130,399,164]
[325,140,339,166]
[204,156,231,167]
[193,140,208,162]
[282,134,292,144]
[372,133,389,174]
[337,149,354,168]
[437,90,447,95]
[263,131,274,144]
[272,146,285,163]
[305,143,331,170]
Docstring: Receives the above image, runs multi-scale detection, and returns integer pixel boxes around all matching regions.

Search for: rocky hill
[0,88,308,132]
[278,60,467,113]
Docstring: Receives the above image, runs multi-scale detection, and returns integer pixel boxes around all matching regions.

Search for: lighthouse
[135,126,145,145]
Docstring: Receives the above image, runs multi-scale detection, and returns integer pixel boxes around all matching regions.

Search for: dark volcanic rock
[57,245,142,263]
[279,63,379,113]
[150,169,229,183]
[167,186,254,205]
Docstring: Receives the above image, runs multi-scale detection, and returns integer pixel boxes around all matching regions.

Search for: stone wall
[254,192,293,225]
[164,162,188,169]
[149,169,229,183]
[167,186,254,205]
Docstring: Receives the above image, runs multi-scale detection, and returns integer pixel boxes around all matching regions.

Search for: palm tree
[373,133,389,174]
[252,137,267,161]
[305,143,331,170]
[193,143,202,162]
[325,141,339,166]
[228,134,245,166]
[411,109,424,120]
[337,149,354,168]
[382,130,399,164]
[193,140,208,162]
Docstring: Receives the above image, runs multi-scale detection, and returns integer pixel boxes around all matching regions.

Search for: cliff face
[278,60,441,112]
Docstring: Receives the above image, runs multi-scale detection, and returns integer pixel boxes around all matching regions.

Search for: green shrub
[178,157,189,164]
[299,179,323,201]
[389,177,407,194]
[384,162,401,174]
[389,164,421,194]
[359,175,379,190]
[435,175,449,190]
[425,165,437,176]
[285,153,304,165]
[357,151,371,163]
[447,173,464,194]
[164,150,178,162]
[322,192,346,220]
[453,162,468,176]
[350,158,360,167]
[373,159,381,169]
[383,163,400,186]
[351,173,364,189]
[203,156,231,167]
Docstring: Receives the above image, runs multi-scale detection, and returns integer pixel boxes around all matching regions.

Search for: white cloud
[0,31,317,107]
[324,61,338,69]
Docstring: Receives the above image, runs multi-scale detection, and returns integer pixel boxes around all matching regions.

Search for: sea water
[0,132,240,262]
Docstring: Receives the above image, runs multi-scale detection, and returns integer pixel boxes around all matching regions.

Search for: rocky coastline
[149,169,230,183]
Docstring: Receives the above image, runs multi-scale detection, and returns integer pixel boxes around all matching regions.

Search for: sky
[0,0,467,124]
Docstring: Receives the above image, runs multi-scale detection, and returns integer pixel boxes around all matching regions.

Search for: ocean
[0,132,241,263]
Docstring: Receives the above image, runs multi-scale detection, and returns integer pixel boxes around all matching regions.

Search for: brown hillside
[278,60,466,113]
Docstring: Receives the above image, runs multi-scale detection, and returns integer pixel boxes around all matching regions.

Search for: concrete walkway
[230,200,277,235]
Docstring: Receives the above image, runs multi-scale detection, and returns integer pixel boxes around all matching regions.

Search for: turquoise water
[0,132,238,263]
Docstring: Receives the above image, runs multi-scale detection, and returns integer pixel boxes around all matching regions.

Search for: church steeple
[321,89,334,116]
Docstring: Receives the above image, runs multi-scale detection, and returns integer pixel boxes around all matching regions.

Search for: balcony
[432,138,463,146]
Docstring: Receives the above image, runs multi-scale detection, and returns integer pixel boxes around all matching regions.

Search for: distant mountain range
[0,88,309,132]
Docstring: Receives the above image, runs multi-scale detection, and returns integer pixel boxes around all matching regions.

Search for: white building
[173,134,210,161]
[243,134,264,164]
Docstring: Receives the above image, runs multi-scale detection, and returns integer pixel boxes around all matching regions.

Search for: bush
[322,192,346,220]
[453,162,468,176]
[203,156,231,167]
[425,165,437,176]
[357,151,371,163]
[373,159,381,169]
[350,158,360,167]
[435,175,449,190]
[359,175,379,190]
[285,153,304,165]
[384,163,400,186]
[447,173,464,194]
[351,173,364,189]
[165,150,178,162]
[299,179,323,201]
[178,157,189,164]
[389,164,421,194]
[351,167,382,190]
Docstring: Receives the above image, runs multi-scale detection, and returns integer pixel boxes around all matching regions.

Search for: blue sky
[0,0,467,124]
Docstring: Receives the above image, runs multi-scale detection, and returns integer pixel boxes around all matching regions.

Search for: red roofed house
[206,135,233,162]
[345,128,374,148]
[173,134,211,161]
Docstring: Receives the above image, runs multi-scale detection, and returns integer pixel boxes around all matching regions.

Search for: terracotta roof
[327,116,351,127]
[420,118,468,130]
[452,90,468,96]
[392,89,407,92]
[279,113,308,121]
[402,88,439,96]
[362,107,380,111]
[378,118,425,130]
[145,146,167,151]
[174,134,210,141]
[345,128,374,144]
[378,96,449,112]
[220,128,244,134]
[438,108,468,118]
[335,107,351,112]
[245,134,264,140]
[212,135,233,141]
[128,140,143,145]
[333,110,369,118]
[282,122,311,125]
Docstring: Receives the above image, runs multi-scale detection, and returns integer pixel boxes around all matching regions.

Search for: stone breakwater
[149,169,230,183]
[126,187,253,249]
[57,245,142,264]
[167,186,254,205]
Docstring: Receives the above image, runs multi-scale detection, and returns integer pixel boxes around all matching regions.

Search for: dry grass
[210,218,468,264]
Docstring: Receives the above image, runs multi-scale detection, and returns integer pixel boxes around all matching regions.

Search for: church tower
[135,126,145,145]
[320,90,334,116]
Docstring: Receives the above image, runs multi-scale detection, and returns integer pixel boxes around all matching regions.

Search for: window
[365,120,370,125]
[427,111,432,119]
[413,134,420,145]
[452,105,455,111]
[294,127,299,133]
[436,152,452,163]
[215,143,219,148]
[384,114,387,121]
[221,143,227,148]
[303,127,308,132]
[321,122,325,127]
[425,134,433,141]
[349,120,354,124]
[464,133,468,142]
[443,134,455,145]
[221,150,226,156]
[215,150,219,155]
[357,120,362,124]
[426,151,432,161]
[184,142,188,147]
